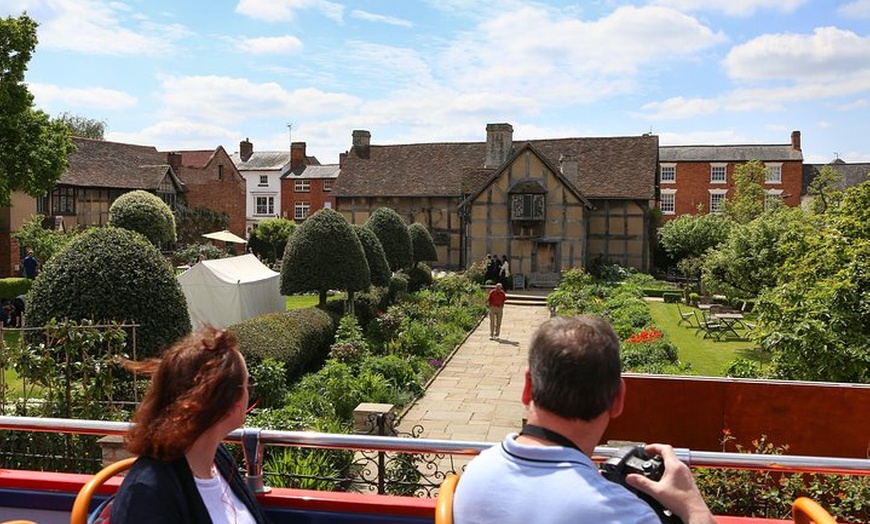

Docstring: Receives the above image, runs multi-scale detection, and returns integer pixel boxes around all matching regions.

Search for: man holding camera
[453,315,715,524]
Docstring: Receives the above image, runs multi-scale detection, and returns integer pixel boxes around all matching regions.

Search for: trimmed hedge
[0,278,32,299]
[352,224,390,287]
[365,208,412,272]
[662,292,682,303]
[408,223,437,265]
[230,307,338,385]
[108,190,177,245]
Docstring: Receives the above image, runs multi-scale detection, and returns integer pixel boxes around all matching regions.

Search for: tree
[54,112,106,139]
[108,190,177,244]
[722,160,768,224]
[250,218,296,263]
[806,165,844,215]
[658,213,732,277]
[408,223,437,266]
[281,208,370,308]
[12,214,78,268]
[174,203,229,245]
[365,208,412,272]
[26,226,190,358]
[0,14,75,207]
[352,224,390,287]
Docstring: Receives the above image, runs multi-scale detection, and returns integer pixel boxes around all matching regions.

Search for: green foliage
[328,314,370,365]
[388,272,409,304]
[722,358,766,379]
[25,227,190,358]
[251,218,296,263]
[464,258,488,285]
[281,208,370,307]
[229,307,337,385]
[662,292,681,303]
[0,14,75,207]
[359,354,423,396]
[403,263,433,293]
[806,165,844,214]
[0,278,31,299]
[174,203,229,245]
[408,223,437,265]
[658,213,732,274]
[108,190,177,244]
[264,446,355,491]
[289,360,397,420]
[352,224,391,287]
[53,112,106,139]
[247,358,289,409]
[170,243,230,266]
[722,160,768,224]
[13,214,78,267]
[365,208,412,271]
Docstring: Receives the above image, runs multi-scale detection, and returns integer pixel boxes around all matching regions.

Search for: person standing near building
[22,250,38,279]
[499,255,510,289]
[487,283,507,339]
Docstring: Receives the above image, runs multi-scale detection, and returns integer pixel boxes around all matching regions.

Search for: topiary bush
[365,208,412,272]
[352,224,391,287]
[108,190,177,245]
[25,226,190,358]
[403,263,432,293]
[0,278,32,299]
[230,307,337,385]
[408,223,437,266]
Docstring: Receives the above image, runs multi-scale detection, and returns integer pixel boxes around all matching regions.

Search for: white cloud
[108,120,240,151]
[350,10,413,27]
[234,35,303,54]
[235,0,344,23]
[652,0,806,17]
[837,99,869,110]
[838,0,870,18]
[28,82,137,110]
[12,0,189,55]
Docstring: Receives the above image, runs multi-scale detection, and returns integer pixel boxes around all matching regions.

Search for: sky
[3,0,870,164]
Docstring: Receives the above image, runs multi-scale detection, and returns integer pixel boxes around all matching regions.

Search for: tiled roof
[660,144,802,162]
[175,150,216,168]
[282,164,340,180]
[333,134,658,200]
[63,138,175,190]
[802,160,870,194]
[229,151,292,171]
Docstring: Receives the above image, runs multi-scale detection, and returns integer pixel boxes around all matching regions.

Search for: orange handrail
[435,474,460,524]
[69,457,137,524]
[792,497,837,524]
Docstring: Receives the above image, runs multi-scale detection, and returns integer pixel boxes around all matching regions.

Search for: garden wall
[604,374,870,459]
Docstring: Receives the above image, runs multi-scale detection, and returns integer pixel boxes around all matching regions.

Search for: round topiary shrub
[26,226,190,358]
[365,208,412,272]
[408,223,437,265]
[108,190,177,245]
[352,224,390,287]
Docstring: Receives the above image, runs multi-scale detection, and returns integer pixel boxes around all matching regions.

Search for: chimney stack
[559,153,578,180]
[291,142,306,170]
[352,130,371,159]
[240,138,253,162]
[167,152,182,170]
[791,130,801,151]
[485,123,513,168]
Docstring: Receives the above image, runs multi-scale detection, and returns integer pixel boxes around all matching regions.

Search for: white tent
[178,254,284,329]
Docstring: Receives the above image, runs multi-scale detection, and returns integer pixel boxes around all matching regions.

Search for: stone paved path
[397,301,550,451]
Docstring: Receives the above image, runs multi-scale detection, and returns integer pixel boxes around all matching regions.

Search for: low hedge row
[230,307,338,385]
[0,278,32,299]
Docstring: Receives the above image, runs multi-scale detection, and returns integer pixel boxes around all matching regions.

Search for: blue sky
[4,0,870,164]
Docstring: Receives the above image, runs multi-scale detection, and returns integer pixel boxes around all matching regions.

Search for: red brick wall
[661,160,803,220]
[281,179,336,222]
[176,149,247,239]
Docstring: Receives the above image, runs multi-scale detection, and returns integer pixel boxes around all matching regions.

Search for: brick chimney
[352,130,371,159]
[167,152,182,170]
[485,123,513,168]
[240,138,253,162]
[559,153,578,180]
[291,142,306,170]
[791,130,801,151]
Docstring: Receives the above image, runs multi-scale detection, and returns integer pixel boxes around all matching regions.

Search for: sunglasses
[242,377,258,397]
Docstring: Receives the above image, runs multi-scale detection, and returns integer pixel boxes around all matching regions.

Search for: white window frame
[710,163,727,184]
[660,163,676,184]
[258,175,268,187]
[294,180,310,192]
[255,195,275,216]
[709,189,727,214]
[294,201,310,220]
[765,163,782,184]
[323,180,333,192]
[660,189,676,215]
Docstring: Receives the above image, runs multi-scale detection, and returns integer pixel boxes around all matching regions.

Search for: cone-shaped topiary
[108,190,177,245]
[408,223,437,266]
[281,208,370,307]
[26,226,191,358]
[352,224,391,287]
[365,207,412,272]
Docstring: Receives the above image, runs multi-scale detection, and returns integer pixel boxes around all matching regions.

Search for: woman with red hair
[111,326,269,524]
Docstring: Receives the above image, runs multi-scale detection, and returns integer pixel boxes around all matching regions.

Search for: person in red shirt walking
[488,283,507,339]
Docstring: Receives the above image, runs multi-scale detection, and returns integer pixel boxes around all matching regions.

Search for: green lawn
[284,293,345,310]
[647,301,770,377]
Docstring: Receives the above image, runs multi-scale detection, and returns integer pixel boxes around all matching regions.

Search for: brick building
[280,142,339,222]
[658,131,803,219]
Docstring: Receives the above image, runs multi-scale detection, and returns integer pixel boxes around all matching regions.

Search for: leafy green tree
[108,190,177,244]
[174,203,229,245]
[658,213,732,276]
[365,208,412,272]
[806,165,844,215]
[408,223,437,266]
[12,214,78,268]
[251,218,296,263]
[0,14,75,207]
[352,224,390,287]
[281,208,370,308]
[26,227,191,358]
[54,112,106,139]
[755,181,870,382]
[723,160,768,224]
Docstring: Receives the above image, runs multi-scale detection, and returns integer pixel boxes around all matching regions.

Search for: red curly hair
[122,325,246,461]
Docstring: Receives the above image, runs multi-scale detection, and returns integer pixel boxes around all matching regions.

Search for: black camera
[602,446,682,524]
